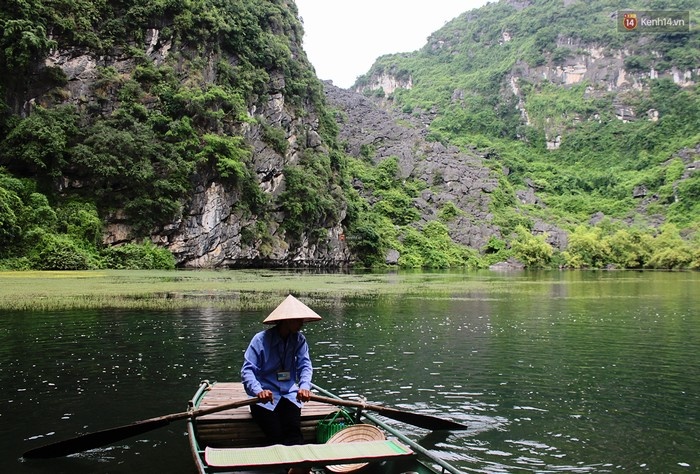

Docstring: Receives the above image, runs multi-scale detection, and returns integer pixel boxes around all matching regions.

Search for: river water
[1,271,698,473]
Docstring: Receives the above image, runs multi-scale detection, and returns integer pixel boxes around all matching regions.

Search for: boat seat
[204,439,414,468]
[194,382,339,448]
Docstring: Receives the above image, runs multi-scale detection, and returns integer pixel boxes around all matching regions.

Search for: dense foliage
[0,0,325,269]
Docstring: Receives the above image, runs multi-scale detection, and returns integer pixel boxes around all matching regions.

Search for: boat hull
[187,381,457,474]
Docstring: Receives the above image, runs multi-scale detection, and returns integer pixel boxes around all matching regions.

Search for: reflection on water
[1,271,698,473]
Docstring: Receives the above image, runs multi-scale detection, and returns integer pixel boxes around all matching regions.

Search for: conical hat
[263,295,323,324]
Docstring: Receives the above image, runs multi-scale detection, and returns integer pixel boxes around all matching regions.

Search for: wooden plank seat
[204,440,414,468]
[194,382,340,448]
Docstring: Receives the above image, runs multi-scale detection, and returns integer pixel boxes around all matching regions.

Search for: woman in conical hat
[241,295,322,465]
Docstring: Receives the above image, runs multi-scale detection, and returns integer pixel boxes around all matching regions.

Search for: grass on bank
[2,269,694,312]
[0,269,510,311]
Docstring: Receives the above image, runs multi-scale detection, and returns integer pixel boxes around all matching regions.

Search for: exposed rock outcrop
[150,68,353,267]
[324,82,503,250]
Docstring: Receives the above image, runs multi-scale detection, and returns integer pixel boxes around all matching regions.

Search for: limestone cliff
[358,3,698,151]
[4,1,352,268]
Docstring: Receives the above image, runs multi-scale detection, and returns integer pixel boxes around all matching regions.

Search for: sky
[295,0,491,89]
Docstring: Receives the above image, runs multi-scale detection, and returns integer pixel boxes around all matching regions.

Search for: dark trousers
[251,397,304,446]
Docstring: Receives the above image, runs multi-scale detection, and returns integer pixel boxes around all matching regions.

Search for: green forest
[1,0,699,270]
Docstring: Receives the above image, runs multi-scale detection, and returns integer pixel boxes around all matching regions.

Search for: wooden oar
[309,394,468,431]
[23,397,258,459]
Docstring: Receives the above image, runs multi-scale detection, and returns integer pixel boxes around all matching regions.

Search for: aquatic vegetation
[0,269,519,311]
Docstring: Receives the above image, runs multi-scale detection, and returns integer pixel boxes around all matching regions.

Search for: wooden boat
[187,381,463,474]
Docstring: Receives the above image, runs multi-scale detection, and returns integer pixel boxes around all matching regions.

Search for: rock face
[324,83,503,250]
[39,25,353,268]
[147,71,353,268]
[152,70,352,268]
[157,181,349,268]
[505,42,699,145]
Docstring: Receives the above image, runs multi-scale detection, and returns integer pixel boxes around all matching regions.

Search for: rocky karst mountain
[0,0,697,270]
[354,0,699,251]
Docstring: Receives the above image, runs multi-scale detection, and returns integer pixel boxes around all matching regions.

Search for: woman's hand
[297,388,311,402]
[256,389,274,402]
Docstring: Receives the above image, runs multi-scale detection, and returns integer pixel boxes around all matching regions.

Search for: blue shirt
[240,327,313,411]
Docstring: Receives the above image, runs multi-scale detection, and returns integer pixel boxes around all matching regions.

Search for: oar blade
[23,397,258,459]
[309,394,468,431]
[373,407,468,431]
[23,418,170,459]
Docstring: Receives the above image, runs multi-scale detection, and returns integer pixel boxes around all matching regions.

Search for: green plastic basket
[316,409,355,443]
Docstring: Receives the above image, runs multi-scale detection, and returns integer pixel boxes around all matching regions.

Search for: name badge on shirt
[277,370,291,381]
